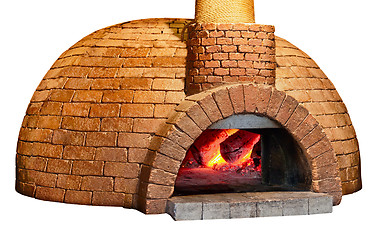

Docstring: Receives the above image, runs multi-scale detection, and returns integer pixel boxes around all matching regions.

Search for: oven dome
[16,18,361,212]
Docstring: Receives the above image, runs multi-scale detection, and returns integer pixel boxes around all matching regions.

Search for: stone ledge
[166,191,332,221]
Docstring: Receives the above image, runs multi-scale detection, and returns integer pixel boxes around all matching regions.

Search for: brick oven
[16,0,362,220]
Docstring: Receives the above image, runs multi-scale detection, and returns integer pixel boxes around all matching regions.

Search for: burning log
[220,130,261,165]
[191,129,237,166]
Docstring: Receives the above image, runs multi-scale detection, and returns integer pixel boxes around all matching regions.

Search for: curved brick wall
[16,18,360,209]
[275,37,362,195]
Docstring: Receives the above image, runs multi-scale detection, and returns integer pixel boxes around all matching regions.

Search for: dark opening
[173,128,311,196]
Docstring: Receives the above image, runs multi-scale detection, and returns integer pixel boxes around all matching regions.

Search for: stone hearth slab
[166,191,333,221]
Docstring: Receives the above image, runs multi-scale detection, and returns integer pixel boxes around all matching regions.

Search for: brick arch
[137,83,342,214]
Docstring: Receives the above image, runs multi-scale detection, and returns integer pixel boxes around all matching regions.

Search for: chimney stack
[186,0,276,95]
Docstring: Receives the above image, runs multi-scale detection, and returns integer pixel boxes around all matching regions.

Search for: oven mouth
[173,115,312,196]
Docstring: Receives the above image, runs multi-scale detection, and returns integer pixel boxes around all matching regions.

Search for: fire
[180,129,261,173]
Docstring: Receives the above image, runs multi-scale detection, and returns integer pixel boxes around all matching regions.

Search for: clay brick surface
[57,174,82,190]
[62,117,100,131]
[64,190,92,205]
[101,118,133,132]
[104,162,140,178]
[89,104,120,117]
[72,161,104,176]
[118,133,151,148]
[35,186,65,202]
[46,159,71,174]
[95,147,127,162]
[81,176,113,191]
[63,146,95,160]
[92,192,130,206]
[115,178,138,193]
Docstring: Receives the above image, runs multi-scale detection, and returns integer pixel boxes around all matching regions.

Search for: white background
[1,0,373,239]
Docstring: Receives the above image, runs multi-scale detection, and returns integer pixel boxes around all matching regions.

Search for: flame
[205,129,240,169]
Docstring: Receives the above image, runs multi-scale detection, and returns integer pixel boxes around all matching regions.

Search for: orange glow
[205,129,256,169]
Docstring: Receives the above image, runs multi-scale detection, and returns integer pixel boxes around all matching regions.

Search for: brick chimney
[186,0,276,95]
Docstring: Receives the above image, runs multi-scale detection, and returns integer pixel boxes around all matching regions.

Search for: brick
[92,192,130,206]
[102,90,134,103]
[118,133,151,148]
[89,104,120,117]
[35,186,65,202]
[120,78,153,90]
[46,159,71,174]
[101,118,133,132]
[312,164,339,181]
[63,146,95,160]
[146,183,174,199]
[64,190,92,205]
[64,78,92,89]
[199,53,212,61]
[154,104,175,118]
[198,94,223,123]
[91,79,120,90]
[26,102,42,115]
[276,95,299,125]
[123,58,153,67]
[186,104,212,130]
[88,67,117,78]
[49,89,74,102]
[73,90,103,102]
[237,60,253,68]
[121,104,154,117]
[128,148,148,163]
[148,168,176,186]
[31,90,50,102]
[233,38,248,45]
[227,85,245,114]
[212,53,228,60]
[301,125,326,149]
[307,137,333,159]
[72,161,104,176]
[293,115,320,140]
[95,147,127,162]
[243,84,259,113]
[256,86,273,114]
[285,105,310,132]
[19,128,53,143]
[174,114,202,140]
[40,102,63,115]
[133,118,166,133]
[81,176,113,191]
[24,170,57,187]
[230,68,246,76]
[52,129,85,145]
[62,103,90,117]
[104,162,140,178]
[115,178,138,193]
[134,91,165,103]
[62,117,100,131]
[201,38,216,45]
[120,48,150,57]
[229,53,244,60]
[152,152,181,174]
[151,137,185,161]
[217,38,232,45]
[33,143,63,158]
[205,60,220,68]
[152,79,184,91]
[17,141,34,156]
[37,116,61,129]
[212,88,234,118]
[221,60,238,68]
[165,91,185,104]
[56,174,82,190]
[86,132,117,147]
[214,68,230,76]
[16,155,47,171]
